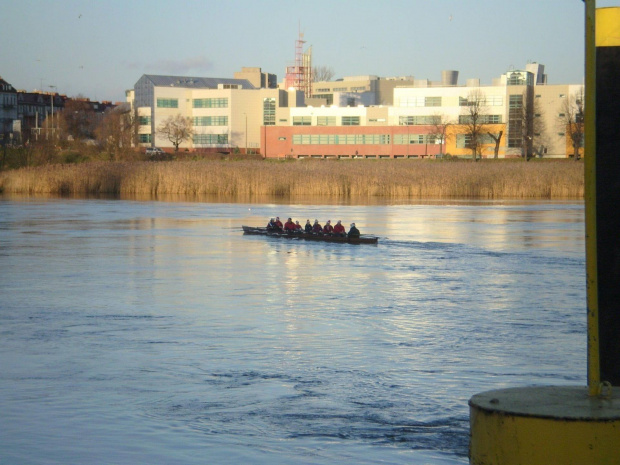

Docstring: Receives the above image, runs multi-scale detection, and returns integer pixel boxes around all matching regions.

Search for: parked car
[145,147,172,161]
[145,147,165,156]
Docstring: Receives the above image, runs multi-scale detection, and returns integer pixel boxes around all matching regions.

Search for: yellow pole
[583,0,599,396]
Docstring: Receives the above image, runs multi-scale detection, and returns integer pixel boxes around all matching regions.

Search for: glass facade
[508,94,524,148]
[263,98,275,126]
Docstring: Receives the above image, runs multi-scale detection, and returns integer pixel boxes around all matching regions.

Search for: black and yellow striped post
[469,3,620,463]
[593,5,620,390]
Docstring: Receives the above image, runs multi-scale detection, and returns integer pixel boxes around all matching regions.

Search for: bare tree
[487,130,504,159]
[58,97,97,142]
[156,114,193,152]
[429,114,452,158]
[460,89,489,161]
[529,96,548,158]
[95,104,137,161]
[312,66,335,82]
[558,88,584,160]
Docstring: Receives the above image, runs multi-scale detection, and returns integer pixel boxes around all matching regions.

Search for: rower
[323,220,334,234]
[312,219,323,233]
[333,220,346,236]
[348,223,360,238]
[284,217,296,232]
[304,219,313,233]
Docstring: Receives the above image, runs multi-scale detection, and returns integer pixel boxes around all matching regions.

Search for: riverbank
[0,159,583,199]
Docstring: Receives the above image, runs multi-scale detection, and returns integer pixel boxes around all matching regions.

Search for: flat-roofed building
[263,65,583,160]
[128,74,302,153]
[311,75,415,106]
[234,67,277,89]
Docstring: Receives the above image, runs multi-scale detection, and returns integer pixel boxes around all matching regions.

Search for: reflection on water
[0,196,585,465]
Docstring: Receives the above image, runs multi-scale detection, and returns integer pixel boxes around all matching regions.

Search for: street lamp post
[244,113,248,154]
[49,85,57,138]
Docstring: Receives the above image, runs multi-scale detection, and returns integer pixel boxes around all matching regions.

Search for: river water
[0,197,586,465]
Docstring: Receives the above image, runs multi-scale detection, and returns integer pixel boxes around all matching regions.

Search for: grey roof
[141,74,256,90]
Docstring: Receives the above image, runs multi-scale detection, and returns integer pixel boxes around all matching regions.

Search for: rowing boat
[242,226,378,244]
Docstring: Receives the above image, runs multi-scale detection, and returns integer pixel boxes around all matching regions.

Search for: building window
[351,86,367,91]
[138,116,151,125]
[193,116,228,126]
[193,134,229,145]
[509,94,523,108]
[263,98,275,126]
[458,115,502,124]
[342,116,360,126]
[400,96,425,107]
[317,116,336,126]
[456,133,496,148]
[193,98,228,108]
[292,133,389,145]
[333,87,348,91]
[157,98,178,108]
[485,96,503,106]
[399,115,438,125]
[394,134,435,144]
[292,116,312,126]
[138,134,152,143]
[425,96,442,107]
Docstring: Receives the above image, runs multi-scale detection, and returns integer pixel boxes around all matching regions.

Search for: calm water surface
[0,197,586,464]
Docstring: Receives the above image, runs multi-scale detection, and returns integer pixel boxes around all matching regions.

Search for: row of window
[193,98,228,108]
[393,134,438,145]
[193,116,228,126]
[289,133,497,148]
[193,134,229,144]
[139,116,151,125]
[156,98,231,109]
[458,115,502,124]
[156,98,178,108]
[291,133,449,145]
[293,134,389,145]
[292,116,361,126]
[399,115,441,125]
[455,133,499,148]
[459,96,504,106]
[400,96,442,107]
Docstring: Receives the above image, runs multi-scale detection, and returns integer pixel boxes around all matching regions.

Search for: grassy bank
[0,159,584,199]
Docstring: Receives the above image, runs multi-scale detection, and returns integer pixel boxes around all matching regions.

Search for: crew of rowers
[266,217,360,238]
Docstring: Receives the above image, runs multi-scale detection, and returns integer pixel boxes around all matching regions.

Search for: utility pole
[49,85,56,138]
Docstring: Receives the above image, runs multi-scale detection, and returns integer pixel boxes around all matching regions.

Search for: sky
[1,0,618,103]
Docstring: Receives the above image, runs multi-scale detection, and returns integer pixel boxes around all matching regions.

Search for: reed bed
[0,159,584,199]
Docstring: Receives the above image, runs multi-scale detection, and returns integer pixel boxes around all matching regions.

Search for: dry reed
[0,159,584,199]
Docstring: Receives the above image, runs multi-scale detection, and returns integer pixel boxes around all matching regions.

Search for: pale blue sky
[1,0,617,102]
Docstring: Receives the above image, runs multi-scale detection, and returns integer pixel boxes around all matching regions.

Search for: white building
[128,74,302,153]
